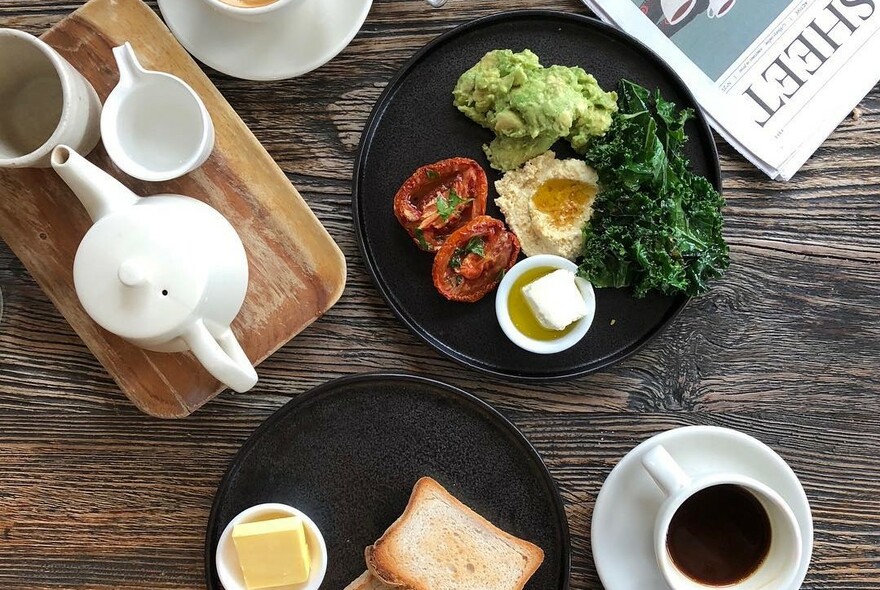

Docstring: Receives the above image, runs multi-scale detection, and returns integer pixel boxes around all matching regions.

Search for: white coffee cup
[0,29,101,169]
[202,0,305,22]
[642,444,802,590]
[707,0,737,19]
[660,0,696,25]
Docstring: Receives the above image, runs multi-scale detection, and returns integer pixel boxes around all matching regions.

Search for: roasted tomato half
[433,216,521,303]
[393,157,488,252]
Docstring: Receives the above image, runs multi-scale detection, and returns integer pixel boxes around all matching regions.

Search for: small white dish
[215,503,328,590]
[158,0,373,81]
[101,42,214,182]
[591,426,813,590]
[495,254,596,354]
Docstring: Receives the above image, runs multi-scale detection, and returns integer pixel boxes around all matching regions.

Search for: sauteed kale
[579,80,729,298]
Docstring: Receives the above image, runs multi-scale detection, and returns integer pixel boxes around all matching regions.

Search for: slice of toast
[344,571,395,590]
[365,477,544,590]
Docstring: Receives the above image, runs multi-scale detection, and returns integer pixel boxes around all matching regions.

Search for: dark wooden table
[1,1,878,588]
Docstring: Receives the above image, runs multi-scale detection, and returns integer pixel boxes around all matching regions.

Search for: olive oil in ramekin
[507,266,579,341]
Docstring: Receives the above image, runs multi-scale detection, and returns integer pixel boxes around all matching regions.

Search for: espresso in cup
[204,0,302,22]
[661,0,696,25]
[667,484,771,586]
[217,0,279,7]
[708,0,737,18]
[642,444,802,590]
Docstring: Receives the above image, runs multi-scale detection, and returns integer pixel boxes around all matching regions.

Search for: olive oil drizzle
[508,267,579,341]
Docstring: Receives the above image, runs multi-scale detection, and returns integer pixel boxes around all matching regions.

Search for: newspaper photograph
[583,0,880,179]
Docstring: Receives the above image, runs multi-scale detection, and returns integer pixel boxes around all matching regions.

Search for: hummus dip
[495,151,598,261]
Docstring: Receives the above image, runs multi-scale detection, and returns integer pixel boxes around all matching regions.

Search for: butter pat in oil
[232,516,310,589]
[522,268,587,331]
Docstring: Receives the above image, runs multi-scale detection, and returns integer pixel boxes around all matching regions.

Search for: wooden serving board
[0,0,346,418]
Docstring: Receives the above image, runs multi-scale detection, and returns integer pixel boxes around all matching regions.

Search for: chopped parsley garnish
[448,237,485,270]
[414,228,430,251]
[436,188,471,222]
[464,237,485,257]
[425,169,440,180]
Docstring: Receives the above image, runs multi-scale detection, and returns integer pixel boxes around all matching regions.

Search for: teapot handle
[183,320,258,393]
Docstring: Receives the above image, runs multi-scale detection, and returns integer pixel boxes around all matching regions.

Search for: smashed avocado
[453,49,618,171]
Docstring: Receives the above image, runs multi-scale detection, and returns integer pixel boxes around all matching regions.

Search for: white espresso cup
[0,29,101,169]
[660,0,696,25]
[642,444,802,590]
[707,0,737,19]
[202,0,305,22]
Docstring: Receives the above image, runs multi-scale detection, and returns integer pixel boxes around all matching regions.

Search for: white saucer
[158,0,372,81]
[591,426,813,590]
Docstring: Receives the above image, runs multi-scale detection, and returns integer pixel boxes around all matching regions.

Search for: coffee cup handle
[641,444,692,497]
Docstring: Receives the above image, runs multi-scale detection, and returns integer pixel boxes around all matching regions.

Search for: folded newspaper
[581,0,880,180]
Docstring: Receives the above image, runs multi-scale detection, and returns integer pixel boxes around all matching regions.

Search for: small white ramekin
[495,254,596,354]
[215,503,327,590]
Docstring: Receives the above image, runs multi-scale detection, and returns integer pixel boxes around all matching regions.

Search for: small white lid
[73,206,208,341]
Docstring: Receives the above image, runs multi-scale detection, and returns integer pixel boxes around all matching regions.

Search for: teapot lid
[73,205,209,341]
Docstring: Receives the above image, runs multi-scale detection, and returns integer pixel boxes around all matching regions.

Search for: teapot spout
[51,145,138,222]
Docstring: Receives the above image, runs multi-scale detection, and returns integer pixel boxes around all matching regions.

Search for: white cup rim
[202,0,298,18]
[0,29,75,166]
[662,0,697,25]
[654,473,802,590]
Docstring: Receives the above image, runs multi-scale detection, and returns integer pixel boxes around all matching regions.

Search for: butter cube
[232,516,310,590]
[522,269,587,331]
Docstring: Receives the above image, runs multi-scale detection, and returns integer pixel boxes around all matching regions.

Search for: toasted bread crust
[345,570,396,590]
[364,545,407,588]
[365,477,545,590]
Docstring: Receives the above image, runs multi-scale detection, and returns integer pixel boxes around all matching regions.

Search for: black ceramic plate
[352,11,720,381]
[204,374,570,590]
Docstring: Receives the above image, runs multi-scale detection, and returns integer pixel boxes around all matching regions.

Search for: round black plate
[204,374,570,590]
[352,11,720,381]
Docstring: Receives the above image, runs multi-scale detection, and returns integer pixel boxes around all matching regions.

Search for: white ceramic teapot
[51,145,258,393]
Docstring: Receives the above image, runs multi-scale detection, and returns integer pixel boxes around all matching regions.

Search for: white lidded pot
[51,145,258,393]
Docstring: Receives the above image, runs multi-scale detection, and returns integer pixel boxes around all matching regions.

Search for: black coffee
[667,484,772,586]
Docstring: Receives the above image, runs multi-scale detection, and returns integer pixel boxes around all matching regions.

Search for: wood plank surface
[0,0,346,418]
[1,0,879,589]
